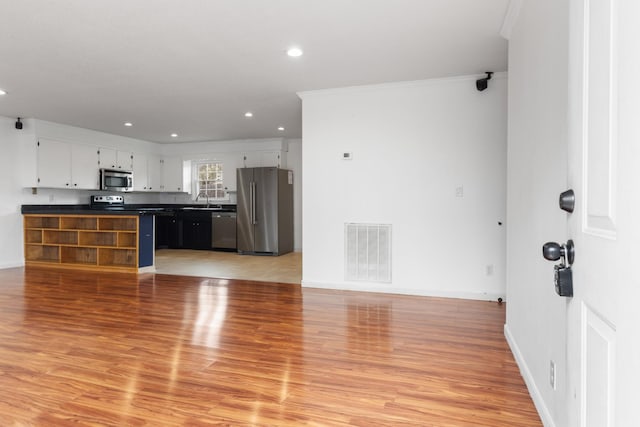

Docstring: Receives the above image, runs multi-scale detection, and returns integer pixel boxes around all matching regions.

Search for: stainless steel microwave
[100,169,133,192]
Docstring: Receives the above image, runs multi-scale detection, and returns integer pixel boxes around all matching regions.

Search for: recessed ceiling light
[124,122,133,127]
[277,126,285,131]
[287,47,303,57]
[171,133,178,138]
[0,89,6,96]
[244,112,253,118]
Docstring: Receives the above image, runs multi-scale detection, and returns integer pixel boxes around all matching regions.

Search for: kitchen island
[22,211,153,273]
[21,203,237,273]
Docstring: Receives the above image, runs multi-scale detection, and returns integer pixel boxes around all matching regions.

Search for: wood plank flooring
[0,267,541,426]
[154,250,302,284]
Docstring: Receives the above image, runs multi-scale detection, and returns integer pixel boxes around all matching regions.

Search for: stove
[90,195,125,210]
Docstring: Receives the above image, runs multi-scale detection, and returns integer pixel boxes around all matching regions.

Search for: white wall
[504,1,570,426]
[0,116,29,268]
[300,75,507,299]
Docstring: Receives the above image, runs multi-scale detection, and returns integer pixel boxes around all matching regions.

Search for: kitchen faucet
[195,192,210,208]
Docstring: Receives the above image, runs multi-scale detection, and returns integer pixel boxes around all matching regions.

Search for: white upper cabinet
[241,151,285,168]
[71,144,100,189]
[98,148,133,171]
[37,139,99,189]
[147,154,162,191]
[132,153,148,191]
[37,138,71,188]
[32,131,186,193]
[161,156,184,192]
[132,153,162,192]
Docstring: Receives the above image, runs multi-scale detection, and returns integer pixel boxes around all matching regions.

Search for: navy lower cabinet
[181,212,212,250]
[139,215,154,267]
[155,213,180,249]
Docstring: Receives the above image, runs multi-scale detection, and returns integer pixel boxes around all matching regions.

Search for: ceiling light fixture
[277,126,285,131]
[124,122,133,127]
[170,133,178,138]
[244,112,253,118]
[287,47,303,57]
[0,89,6,96]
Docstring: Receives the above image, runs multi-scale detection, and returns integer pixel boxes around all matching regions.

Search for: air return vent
[345,223,392,283]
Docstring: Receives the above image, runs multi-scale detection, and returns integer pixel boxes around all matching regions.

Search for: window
[194,162,225,200]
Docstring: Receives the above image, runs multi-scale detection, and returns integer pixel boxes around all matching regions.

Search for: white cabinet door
[117,151,133,170]
[161,156,184,192]
[98,147,118,169]
[147,154,161,191]
[242,151,284,168]
[241,152,262,168]
[99,148,133,170]
[132,153,148,191]
[37,138,71,188]
[262,151,284,167]
[70,144,99,189]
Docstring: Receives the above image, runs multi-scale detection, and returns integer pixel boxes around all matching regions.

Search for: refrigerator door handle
[251,181,257,225]
[248,181,252,225]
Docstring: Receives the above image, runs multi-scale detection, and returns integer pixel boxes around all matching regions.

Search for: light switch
[342,152,353,160]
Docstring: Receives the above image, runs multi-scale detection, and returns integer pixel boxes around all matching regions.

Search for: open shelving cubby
[23,214,140,272]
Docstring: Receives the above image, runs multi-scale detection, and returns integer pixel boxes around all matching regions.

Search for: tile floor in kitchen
[154,249,302,284]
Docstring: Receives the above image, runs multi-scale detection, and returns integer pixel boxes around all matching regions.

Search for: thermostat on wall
[342,152,353,160]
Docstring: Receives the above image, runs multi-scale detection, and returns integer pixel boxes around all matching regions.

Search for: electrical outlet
[550,360,556,390]
[455,186,464,197]
[486,264,494,276]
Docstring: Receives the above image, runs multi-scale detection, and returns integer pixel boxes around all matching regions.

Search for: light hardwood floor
[154,249,302,284]
[0,267,541,426]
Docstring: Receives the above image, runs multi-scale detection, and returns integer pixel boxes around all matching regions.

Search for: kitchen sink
[181,207,223,211]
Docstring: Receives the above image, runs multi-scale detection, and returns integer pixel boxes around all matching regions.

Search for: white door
[566,0,640,425]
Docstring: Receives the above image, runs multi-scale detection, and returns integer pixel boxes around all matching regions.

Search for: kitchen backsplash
[22,188,236,206]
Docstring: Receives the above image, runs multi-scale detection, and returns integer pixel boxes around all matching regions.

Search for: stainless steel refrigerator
[236,167,293,255]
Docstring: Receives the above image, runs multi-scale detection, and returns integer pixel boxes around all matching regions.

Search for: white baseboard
[301,280,504,302]
[504,324,555,427]
[0,260,25,270]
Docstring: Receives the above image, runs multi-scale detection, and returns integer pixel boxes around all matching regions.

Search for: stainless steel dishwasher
[211,212,237,250]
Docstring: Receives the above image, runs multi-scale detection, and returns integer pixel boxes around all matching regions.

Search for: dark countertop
[21,204,237,216]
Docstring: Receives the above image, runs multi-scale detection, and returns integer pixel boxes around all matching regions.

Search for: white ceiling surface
[0,0,509,143]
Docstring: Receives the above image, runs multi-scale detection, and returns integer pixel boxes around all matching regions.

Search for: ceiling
[0,0,509,143]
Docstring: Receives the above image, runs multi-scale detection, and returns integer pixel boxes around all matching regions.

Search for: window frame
[191,160,226,201]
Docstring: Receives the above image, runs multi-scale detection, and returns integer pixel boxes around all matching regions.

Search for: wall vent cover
[345,223,392,283]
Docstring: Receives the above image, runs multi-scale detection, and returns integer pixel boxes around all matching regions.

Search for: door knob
[542,242,563,261]
[542,240,575,266]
